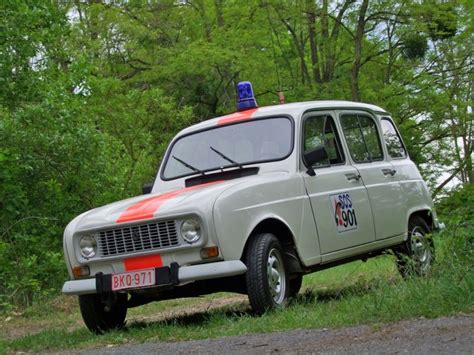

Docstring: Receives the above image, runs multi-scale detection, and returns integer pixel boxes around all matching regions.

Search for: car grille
[98,220,179,257]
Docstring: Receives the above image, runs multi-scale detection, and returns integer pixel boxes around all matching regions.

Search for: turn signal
[200,246,219,259]
[72,265,90,278]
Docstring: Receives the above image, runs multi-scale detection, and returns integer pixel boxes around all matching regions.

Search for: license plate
[111,269,155,291]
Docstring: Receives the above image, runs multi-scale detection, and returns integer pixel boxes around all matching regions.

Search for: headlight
[181,219,201,244]
[80,235,97,259]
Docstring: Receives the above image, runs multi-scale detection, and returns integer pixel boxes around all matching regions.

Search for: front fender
[212,172,320,265]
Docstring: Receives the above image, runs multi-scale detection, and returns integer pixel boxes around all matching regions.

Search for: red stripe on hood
[116,181,223,224]
[217,108,258,125]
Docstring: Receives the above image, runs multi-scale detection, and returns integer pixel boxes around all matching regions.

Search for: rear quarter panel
[391,157,434,226]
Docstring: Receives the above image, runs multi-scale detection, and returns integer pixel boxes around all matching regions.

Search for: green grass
[1,225,472,354]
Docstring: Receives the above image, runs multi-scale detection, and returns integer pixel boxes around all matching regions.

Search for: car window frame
[160,115,295,181]
[339,112,385,164]
[301,112,346,169]
[381,117,408,160]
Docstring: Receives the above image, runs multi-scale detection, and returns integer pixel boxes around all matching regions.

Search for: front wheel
[245,233,290,314]
[396,216,434,278]
[289,274,303,299]
[79,292,127,334]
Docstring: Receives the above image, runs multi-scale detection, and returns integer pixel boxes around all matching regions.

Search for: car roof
[178,100,389,136]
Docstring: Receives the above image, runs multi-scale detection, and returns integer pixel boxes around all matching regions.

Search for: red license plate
[111,269,155,291]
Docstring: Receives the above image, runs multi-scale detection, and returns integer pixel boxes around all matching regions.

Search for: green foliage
[0,0,472,312]
[0,1,193,310]
[423,2,459,40]
[436,184,474,277]
[401,33,428,60]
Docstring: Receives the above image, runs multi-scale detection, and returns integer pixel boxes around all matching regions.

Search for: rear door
[302,112,376,254]
[339,111,406,240]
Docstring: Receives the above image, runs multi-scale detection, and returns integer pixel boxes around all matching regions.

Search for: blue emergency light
[236,81,258,111]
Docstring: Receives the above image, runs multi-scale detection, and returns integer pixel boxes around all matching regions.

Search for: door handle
[382,168,397,176]
[345,173,361,181]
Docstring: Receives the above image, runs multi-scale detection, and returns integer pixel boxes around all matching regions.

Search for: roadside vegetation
[0,1,472,353]
[1,0,472,313]
[1,186,472,353]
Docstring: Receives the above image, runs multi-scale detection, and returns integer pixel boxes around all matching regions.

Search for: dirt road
[86,314,473,354]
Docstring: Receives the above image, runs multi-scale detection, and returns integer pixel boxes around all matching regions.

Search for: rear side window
[381,118,407,159]
[304,114,345,167]
[340,114,383,163]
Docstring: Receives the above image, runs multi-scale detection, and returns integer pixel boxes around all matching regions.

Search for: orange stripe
[217,108,258,125]
[124,254,163,271]
[116,181,223,224]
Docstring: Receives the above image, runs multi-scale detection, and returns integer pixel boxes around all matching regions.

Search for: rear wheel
[396,216,434,278]
[245,233,289,314]
[79,292,127,334]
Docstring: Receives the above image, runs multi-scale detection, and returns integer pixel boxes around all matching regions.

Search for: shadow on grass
[125,306,251,332]
[295,280,383,304]
[122,277,395,332]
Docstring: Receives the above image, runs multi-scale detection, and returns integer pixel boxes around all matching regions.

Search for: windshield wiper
[172,155,204,175]
[210,146,243,169]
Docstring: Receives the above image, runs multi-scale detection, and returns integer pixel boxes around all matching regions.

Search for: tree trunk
[351,0,369,102]
[214,0,224,28]
[324,0,353,82]
[306,0,321,84]
[279,15,311,87]
[321,0,329,81]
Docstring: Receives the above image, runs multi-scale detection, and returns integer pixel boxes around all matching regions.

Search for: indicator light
[200,246,219,259]
[72,265,90,277]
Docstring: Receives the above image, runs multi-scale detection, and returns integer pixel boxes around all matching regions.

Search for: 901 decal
[330,192,358,233]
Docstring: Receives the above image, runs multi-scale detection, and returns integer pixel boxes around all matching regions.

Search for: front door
[302,112,376,254]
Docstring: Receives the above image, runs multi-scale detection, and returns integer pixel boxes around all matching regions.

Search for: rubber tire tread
[79,293,127,334]
[245,233,289,315]
[289,274,303,299]
[396,215,434,278]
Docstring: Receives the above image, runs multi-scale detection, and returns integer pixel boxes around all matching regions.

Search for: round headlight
[80,235,97,259]
[181,219,201,244]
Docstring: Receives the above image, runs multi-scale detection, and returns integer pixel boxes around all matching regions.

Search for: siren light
[236,81,258,111]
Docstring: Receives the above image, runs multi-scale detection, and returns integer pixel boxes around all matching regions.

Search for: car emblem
[132,230,140,242]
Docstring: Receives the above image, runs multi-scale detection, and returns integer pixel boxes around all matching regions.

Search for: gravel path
[86,314,473,354]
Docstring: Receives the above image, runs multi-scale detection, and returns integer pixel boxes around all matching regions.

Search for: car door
[302,112,376,255]
[339,111,406,240]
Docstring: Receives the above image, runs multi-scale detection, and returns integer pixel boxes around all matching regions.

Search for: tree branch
[433,159,469,197]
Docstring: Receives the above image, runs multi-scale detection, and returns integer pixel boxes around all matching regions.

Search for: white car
[62,82,440,333]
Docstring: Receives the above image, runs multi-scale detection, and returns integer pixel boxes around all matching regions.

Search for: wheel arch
[408,209,434,230]
[241,217,303,273]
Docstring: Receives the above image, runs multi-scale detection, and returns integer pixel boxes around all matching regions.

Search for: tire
[245,233,290,314]
[79,292,127,334]
[396,216,435,278]
[289,274,303,299]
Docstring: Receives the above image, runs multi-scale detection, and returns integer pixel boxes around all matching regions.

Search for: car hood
[72,180,238,232]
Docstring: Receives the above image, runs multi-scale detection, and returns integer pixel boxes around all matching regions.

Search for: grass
[1,226,473,354]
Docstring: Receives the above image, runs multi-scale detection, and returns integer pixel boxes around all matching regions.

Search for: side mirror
[303,146,328,176]
[142,182,153,194]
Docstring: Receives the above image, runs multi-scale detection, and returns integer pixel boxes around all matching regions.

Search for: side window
[381,118,407,159]
[304,114,345,167]
[341,114,383,163]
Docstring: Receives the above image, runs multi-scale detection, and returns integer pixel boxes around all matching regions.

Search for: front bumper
[62,260,247,295]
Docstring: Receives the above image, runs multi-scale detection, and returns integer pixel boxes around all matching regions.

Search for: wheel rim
[267,248,286,304]
[410,226,432,272]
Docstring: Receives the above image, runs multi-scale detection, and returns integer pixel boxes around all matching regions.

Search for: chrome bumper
[62,260,247,295]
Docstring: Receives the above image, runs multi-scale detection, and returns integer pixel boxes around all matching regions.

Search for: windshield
[162,117,293,180]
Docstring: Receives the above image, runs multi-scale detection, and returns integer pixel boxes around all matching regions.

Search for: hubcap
[267,248,286,304]
[410,226,432,272]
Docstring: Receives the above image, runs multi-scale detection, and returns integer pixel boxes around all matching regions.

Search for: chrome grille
[98,220,179,257]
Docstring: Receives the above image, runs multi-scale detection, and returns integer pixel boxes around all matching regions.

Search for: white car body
[62,100,440,310]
